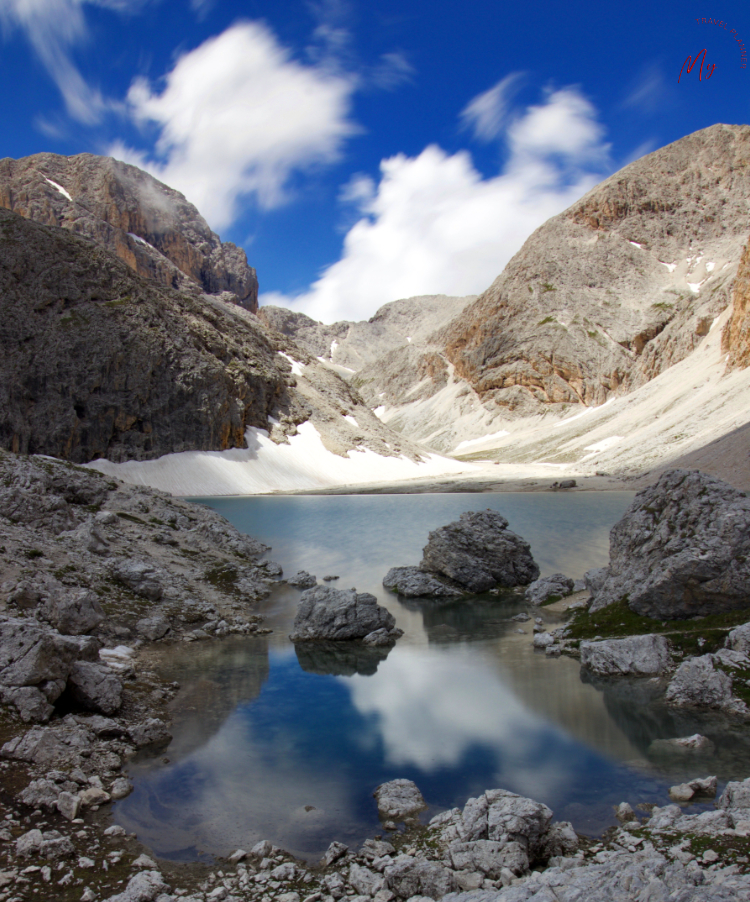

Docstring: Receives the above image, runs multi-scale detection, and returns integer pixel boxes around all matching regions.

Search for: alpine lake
[112,492,750,862]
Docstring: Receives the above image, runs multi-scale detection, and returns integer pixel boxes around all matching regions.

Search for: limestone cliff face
[438,124,750,413]
[0,153,258,312]
[723,239,750,368]
[0,207,297,462]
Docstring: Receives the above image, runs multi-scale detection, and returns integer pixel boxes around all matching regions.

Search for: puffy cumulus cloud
[0,0,134,122]
[113,22,358,229]
[270,85,609,323]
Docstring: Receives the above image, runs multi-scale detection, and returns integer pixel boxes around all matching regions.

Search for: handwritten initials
[678,48,717,82]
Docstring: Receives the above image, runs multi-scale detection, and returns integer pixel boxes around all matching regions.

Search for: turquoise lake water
[114,492,750,862]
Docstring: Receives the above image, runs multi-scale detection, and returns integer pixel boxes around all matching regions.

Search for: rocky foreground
[1,458,750,900]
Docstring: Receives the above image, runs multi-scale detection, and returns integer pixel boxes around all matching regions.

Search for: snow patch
[406,336,412,343]
[128,232,153,248]
[44,178,72,202]
[583,436,623,452]
[553,399,613,428]
[659,261,677,272]
[84,421,475,496]
[453,430,511,452]
[343,415,358,426]
[278,352,304,376]
[372,406,385,418]
[629,241,643,249]
[706,261,715,273]
[330,340,339,358]
[687,281,705,293]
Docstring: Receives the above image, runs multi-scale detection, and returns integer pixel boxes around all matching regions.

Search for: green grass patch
[541,282,557,292]
[24,549,44,560]
[540,594,563,606]
[203,563,239,593]
[565,599,750,653]
[651,301,675,310]
[538,316,556,326]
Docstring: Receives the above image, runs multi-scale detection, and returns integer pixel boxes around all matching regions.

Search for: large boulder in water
[420,510,539,593]
[590,469,750,619]
[289,585,403,643]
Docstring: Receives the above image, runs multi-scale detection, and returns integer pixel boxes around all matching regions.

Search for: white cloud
[268,85,610,323]
[113,21,358,229]
[0,0,146,123]
[0,0,112,122]
[460,71,525,141]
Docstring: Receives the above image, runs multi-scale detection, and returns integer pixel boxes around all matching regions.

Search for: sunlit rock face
[0,152,258,311]
[438,124,750,413]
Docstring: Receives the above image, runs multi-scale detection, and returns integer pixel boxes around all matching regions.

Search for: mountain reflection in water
[114,493,750,863]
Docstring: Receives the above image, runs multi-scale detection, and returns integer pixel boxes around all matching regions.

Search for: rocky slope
[440,123,750,413]
[0,152,258,311]
[259,293,474,375]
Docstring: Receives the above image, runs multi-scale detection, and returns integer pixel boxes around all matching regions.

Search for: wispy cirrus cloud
[460,71,525,141]
[0,0,143,123]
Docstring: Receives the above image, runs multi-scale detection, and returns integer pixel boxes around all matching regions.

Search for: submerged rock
[287,571,318,589]
[590,469,750,619]
[580,634,671,676]
[290,585,403,643]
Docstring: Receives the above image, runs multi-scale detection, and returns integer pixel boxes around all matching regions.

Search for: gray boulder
[719,777,750,809]
[525,574,574,605]
[665,654,747,714]
[110,560,163,600]
[135,615,171,641]
[383,567,464,599]
[128,718,172,748]
[42,589,105,635]
[67,661,122,715]
[374,779,427,821]
[448,839,528,878]
[0,617,98,693]
[2,686,54,722]
[349,863,385,896]
[287,571,318,589]
[102,870,169,902]
[590,469,750,619]
[726,622,750,655]
[419,510,539,593]
[580,634,671,676]
[290,586,403,643]
[384,856,457,899]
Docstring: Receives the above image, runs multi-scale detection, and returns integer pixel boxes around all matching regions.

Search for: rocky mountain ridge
[0,152,259,311]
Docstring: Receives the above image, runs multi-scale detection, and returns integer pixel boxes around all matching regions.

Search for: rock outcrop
[580,635,671,676]
[384,510,538,597]
[0,450,280,721]
[0,153,258,311]
[289,585,403,644]
[420,510,539,593]
[525,573,575,606]
[589,469,750,619]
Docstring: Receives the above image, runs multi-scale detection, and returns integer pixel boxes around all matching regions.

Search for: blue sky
[0,0,747,321]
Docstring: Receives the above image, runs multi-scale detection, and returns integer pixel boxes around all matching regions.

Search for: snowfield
[85,421,476,496]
